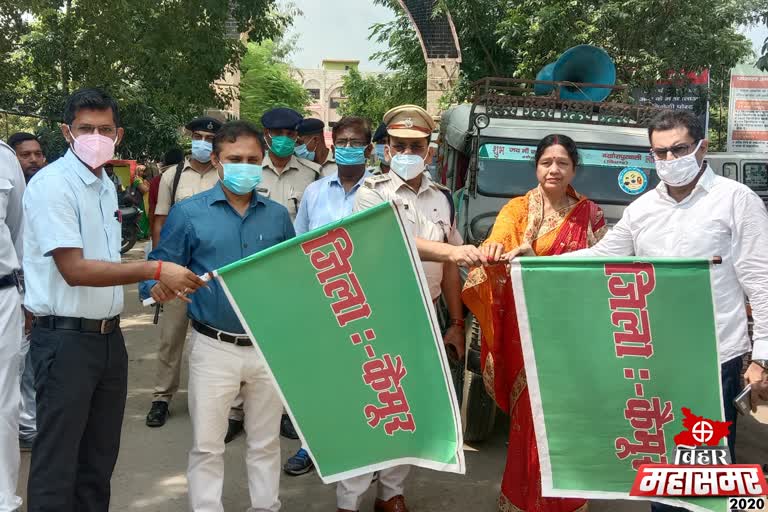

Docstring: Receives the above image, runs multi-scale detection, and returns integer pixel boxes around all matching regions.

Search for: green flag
[511,257,726,512]
[215,201,465,483]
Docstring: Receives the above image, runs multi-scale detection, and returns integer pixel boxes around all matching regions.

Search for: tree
[370,0,759,106]
[5,0,292,160]
[337,69,425,127]
[239,39,310,126]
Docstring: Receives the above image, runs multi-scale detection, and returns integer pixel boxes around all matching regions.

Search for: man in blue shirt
[23,88,204,512]
[141,120,294,512]
[285,116,373,477]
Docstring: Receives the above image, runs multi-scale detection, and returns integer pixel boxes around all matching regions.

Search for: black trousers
[650,355,743,512]
[27,325,128,512]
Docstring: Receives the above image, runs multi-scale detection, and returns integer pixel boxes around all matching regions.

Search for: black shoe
[283,448,314,476]
[145,401,169,427]
[280,414,299,440]
[225,419,244,443]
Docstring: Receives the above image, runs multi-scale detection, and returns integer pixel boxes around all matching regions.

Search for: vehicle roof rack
[470,77,667,129]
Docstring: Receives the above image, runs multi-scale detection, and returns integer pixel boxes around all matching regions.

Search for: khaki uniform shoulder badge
[363,174,391,189]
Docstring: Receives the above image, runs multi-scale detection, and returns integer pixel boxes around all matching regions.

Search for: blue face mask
[334,146,367,166]
[221,163,263,195]
[375,144,386,161]
[294,143,316,161]
[191,140,212,163]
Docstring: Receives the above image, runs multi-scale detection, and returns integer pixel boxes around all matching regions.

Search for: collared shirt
[354,171,462,300]
[23,150,123,319]
[154,158,219,216]
[260,153,320,221]
[569,166,768,362]
[0,142,25,276]
[294,170,372,235]
[140,183,295,333]
[319,152,337,178]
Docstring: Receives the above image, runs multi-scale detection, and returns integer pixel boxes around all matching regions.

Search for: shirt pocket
[402,201,418,226]
[430,208,451,241]
[175,184,196,202]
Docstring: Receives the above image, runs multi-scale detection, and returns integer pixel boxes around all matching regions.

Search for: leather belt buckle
[99,317,118,335]
[12,270,24,294]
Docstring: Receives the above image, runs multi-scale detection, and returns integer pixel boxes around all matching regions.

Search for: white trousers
[19,332,36,441]
[0,287,21,512]
[187,330,282,512]
[336,466,410,511]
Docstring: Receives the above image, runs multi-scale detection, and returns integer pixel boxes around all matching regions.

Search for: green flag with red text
[214,201,465,483]
[511,257,728,512]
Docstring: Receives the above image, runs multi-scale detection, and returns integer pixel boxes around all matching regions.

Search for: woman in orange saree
[462,135,607,512]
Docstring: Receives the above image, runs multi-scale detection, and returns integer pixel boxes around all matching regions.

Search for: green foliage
[3,0,291,160]
[372,0,759,108]
[337,68,425,126]
[239,40,310,127]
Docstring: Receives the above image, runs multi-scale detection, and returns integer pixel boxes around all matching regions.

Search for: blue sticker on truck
[618,167,648,195]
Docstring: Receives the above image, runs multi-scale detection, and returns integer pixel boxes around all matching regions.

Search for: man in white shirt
[511,111,768,510]
[0,140,25,512]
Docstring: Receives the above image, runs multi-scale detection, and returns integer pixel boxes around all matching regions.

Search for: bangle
[450,319,464,329]
[154,261,163,281]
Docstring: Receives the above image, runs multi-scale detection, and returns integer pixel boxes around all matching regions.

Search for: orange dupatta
[461,186,605,512]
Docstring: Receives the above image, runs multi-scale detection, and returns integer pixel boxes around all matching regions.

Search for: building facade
[291,59,370,127]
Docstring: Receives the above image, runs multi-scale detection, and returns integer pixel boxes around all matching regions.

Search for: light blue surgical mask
[390,153,426,180]
[334,146,367,166]
[375,144,386,162]
[191,140,212,163]
[221,163,262,195]
[294,143,316,161]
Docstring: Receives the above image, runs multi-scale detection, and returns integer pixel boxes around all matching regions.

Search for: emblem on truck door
[618,167,648,195]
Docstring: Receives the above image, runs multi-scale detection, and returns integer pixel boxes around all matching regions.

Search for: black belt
[0,271,23,293]
[34,315,120,335]
[192,320,252,346]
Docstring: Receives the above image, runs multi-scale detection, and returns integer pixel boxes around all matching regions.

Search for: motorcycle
[118,188,143,254]
[120,204,141,254]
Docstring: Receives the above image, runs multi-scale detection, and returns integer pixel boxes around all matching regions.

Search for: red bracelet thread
[154,261,163,281]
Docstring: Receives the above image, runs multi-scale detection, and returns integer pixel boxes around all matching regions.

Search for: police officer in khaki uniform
[372,122,390,175]
[295,118,336,178]
[341,105,467,512]
[260,108,320,220]
[146,116,222,428]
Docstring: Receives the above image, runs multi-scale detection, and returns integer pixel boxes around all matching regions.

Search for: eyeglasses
[71,124,117,138]
[390,143,428,153]
[335,138,368,148]
[649,141,700,160]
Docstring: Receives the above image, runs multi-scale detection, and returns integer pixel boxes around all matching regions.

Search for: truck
[436,78,666,441]
[705,152,768,205]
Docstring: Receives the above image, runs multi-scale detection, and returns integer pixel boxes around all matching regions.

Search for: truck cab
[706,153,768,206]
[437,79,665,441]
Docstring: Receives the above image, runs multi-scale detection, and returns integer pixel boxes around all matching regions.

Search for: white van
[706,153,768,203]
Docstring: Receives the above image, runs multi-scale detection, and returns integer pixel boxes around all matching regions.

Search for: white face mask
[390,153,426,180]
[654,141,703,187]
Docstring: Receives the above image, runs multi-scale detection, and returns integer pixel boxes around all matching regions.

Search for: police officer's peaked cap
[261,108,303,131]
[372,122,388,143]
[383,104,435,138]
[185,116,223,134]
[297,118,325,135]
